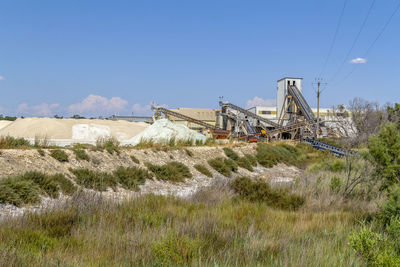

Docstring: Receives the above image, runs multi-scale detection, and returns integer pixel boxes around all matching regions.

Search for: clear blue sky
[0,0,399,117]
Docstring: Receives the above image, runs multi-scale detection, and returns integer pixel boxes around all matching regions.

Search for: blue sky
[0,0,399,117]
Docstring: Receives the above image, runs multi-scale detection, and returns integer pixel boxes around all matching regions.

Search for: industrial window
[259,111,272,115]
[293,81,296,85]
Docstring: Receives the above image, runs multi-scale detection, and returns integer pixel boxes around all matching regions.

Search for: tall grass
[0,190,363,266]
[0,136,31,149]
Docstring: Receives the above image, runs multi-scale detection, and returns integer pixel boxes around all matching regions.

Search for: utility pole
[312,78,327,138]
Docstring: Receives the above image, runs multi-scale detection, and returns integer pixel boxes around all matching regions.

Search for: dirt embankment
[0,144,301,217]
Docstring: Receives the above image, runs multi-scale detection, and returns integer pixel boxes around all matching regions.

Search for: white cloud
[349,57,367,64]
[0,76,5,81]
[33,103,60,116]
[16,103,60,117]
[68,94,128,116]
[246,96,276,109]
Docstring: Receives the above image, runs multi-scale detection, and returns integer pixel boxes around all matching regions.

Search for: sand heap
[127,119,206,146]
[0,118,149,146]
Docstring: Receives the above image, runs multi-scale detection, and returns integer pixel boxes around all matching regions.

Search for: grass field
[0,188,364,266]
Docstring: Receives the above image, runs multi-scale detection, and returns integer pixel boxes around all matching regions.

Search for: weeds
[50,149,69,162]
[37,149,45,157]
[130,155,140,164]
[232,177,305,210]
[0,136,31,149]
[146,162,192,182]
[184,148,194,157]
[223,147,239,161]
[113,167,152,191]
[69,168,117,191]
[194,164,213,177]
[208,158,236,177]
[96,137,120,154]
[73,148,90,161]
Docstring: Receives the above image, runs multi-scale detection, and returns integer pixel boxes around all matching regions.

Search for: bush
[236,157,254,172]
[130,155,140,164]
[194,164,213,177]
[70,168,118,191]
[208,158,232,177]
[146,162,192,182]
[50,149,69,162]
[0,136,31,149]
[329,176,341,193]
[51,174,76,195]
[19,172,59,198]
[224,158,238,173]
[223,147,239,161]
[113,167,152,191]
[37,149,45,157]
[256,143,299,168]
[231,177,305,210]
[0,178,41,206]
[185,149,194,157]
[379,186,400,226]
[244,154,257,167]
[73,148,90,161]
[97,137,120,155]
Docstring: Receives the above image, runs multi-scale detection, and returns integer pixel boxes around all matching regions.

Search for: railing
[303,137,356,157]
[219,101,281,128]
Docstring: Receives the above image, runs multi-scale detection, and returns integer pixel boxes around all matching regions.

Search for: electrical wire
[331,0,400,87]
[329,0,376,83]
[319,0,348,77]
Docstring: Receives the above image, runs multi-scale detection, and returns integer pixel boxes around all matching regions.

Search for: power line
[319,0,348,77]
[329,0,376,83]
[331,0,400,87]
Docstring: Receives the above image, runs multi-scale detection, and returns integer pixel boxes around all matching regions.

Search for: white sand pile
[0,121,13,131]
[127,119,206,146]
[0,118,149,146]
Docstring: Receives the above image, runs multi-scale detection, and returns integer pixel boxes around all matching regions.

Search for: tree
[369,123,400,188]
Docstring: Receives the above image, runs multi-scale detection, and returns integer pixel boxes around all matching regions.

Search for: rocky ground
[0,144,301,218]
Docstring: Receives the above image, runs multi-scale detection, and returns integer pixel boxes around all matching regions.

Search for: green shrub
[51,174,76,195]
[244,154,257,167]
[349,225,383,264]
[0,136,31,149]
[379,186,400,226]
[231,177,305,210]
[256,143,299,168]
[130,155,140,164]
[237,157,254,172]
[223,147,239,161]
[151,233,203,266]
[37,149,45,157]
[70,168,117,191]
[113,167,152,190]
[329,176,341,193]
[96,137,120,154]
[19,172,59,198]
[224,158,238,173]
[73,148,90,161]
[146,162,192,182]
[0,178,41,206]
[50,149,69,162]
[194,164,213,177]
[185,149,194,157]
[208,158,232,177]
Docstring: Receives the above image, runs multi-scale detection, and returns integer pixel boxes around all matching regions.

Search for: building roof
[168,108,219,121]
[277,77,303,82]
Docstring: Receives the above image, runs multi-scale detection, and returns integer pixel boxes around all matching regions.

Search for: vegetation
[130,155,140,164]
[69,168,118,191]
[256,143,300,168]
[0,136,31,149]
[113,167,153,191]
[208,157,238,177]
[72,148,90,161]
[0,115,17,121]
[0,191,363,266]
[222,148,254,171]
[232,177,304,210]
[194,164,213,177]
[184,148,194,157]
[50,149,69,162]
[146,162,192,182]
[223,147,240,161]
[37,149,45,157]
[96,137,120,154]
[0,172,76,206]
